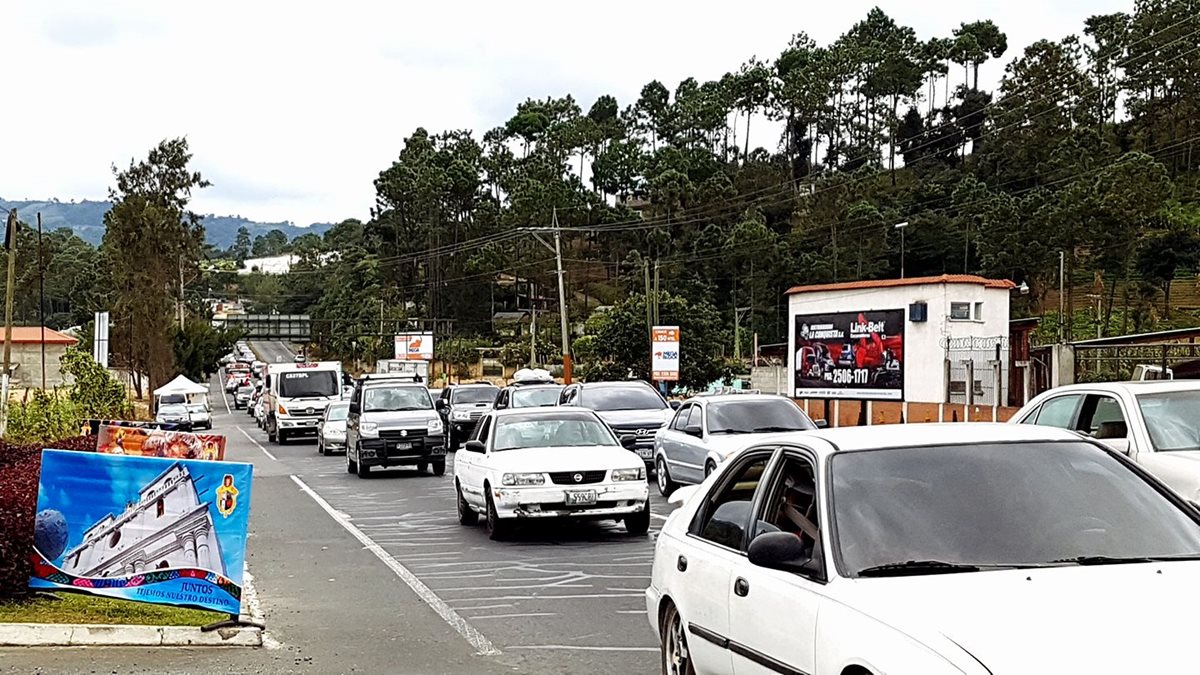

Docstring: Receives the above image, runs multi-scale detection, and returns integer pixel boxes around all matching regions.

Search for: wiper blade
[714,429,752,434]
[751,426,803,433]
[1051,554,1200,566]
[857,560,982,577]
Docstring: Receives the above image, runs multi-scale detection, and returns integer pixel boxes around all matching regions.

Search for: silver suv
[345,376,447,479]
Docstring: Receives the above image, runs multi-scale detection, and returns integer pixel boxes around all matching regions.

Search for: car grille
[610,424,660,447]
[380,428,429,441]
[286,406,323,417]
[548,470,607,485]
[467,410,485,420]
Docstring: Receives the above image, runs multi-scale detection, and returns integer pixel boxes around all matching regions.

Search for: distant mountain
[0,198,335,248]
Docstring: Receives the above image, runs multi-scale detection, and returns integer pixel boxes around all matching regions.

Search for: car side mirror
[620,435,638,450]
[669,400,681,410]
[748,532,813,574]
[349,402,360,415]
[465,440,486,453]
[684,424,703,438]
[813,419,829,429]
[1101,438,1132,456]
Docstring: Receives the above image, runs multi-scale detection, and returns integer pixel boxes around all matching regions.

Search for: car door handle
[677,555,688,572]
[734,577,749,597]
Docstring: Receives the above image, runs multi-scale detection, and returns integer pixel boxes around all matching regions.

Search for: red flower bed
[0,436,96,598]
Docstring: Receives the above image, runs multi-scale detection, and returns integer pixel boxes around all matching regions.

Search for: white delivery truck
[264,360,344,444]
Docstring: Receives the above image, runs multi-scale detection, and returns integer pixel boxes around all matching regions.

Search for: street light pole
[894,221,909,279]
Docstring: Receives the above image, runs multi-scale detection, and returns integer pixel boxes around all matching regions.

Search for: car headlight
[501,473,545,486]
[360,422,379,438]
[427,418,443,434]
[612,467,646,481]
[452,410,472,421]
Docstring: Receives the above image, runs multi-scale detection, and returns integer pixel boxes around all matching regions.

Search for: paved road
[4,342,673,674]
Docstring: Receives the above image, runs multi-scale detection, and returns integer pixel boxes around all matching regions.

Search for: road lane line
[238,427,278,461]
[469,612,557,620]
[508,645,658,652]
[218,380,232,414]
[289,474,500,656]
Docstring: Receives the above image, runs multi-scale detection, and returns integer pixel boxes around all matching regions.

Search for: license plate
[391,442,412,451]
[565,490,597,505]
[636,447,653,458]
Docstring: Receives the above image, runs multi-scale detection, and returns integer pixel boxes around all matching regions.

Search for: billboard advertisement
[793,310,904,400]
[97,425,226,461]
[394,332,434,361]
[652,326,680,381]
[29,450,252,615]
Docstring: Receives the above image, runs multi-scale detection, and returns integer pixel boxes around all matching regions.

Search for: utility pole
[529,302,537,367]
[2,209,18,436]
[894,221,908,279]
[1058,251,1066,343]
[37,213,46,390]
[551,213,571,383]
[643,258,652,339]
[177,254,185,329]
[652,259,660,326]
[734,306,751,362]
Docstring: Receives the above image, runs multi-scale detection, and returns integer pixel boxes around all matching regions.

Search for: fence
[943,335,1009,408]
[1073,342,1200,382]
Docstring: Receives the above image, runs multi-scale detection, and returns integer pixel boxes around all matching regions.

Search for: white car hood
[842,563,1200,673]
[489,445,643,473]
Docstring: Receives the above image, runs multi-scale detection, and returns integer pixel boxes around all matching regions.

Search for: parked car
[647,422,1200,675]
[653,393,820,496]
[155,403,193,431]
[1013,380,1200,501]
[454,408,649,540]
[346,376,446,477]
[437,383,500,450]
[558,381,677,472]
[318,402,350,456]
[186,403,213,431]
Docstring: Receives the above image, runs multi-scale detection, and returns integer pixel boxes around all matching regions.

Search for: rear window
[451,387,499,404]
[584,386,666,411]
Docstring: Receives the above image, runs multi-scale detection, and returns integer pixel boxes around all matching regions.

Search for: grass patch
[0,592,225,626]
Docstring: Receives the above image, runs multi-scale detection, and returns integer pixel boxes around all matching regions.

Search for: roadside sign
[394,332,434,361]
[652,326,680,382]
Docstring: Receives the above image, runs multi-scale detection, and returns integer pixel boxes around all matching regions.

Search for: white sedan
[454,408,650,540]
[647,423,1200,674]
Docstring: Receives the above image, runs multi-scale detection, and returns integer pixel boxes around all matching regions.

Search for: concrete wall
[8,344,73,389]
[795,398,1020,427]
[788,283,1011,404]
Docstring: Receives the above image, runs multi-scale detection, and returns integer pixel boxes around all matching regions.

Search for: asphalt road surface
[2,342,674,674]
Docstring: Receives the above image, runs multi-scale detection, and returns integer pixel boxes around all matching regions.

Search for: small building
[61,462,224,578]
[787,275,1015,407]
[0,327,79,389]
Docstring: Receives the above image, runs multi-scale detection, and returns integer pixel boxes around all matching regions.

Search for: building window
[156,498,165,518]
[71,551,82,569]
[109,529,122,548]
[481,357,503,378]
[973,302,983,320]
[157,561,170,570]
[949,302,971,321]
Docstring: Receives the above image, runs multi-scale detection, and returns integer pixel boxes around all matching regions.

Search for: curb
[0,622,263,647]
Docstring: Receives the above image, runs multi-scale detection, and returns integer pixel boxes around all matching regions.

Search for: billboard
[29,450,253,615]
[394,332,434,361]
[97,425,226,461]
[652,326,680,382]
[793,310,904,401]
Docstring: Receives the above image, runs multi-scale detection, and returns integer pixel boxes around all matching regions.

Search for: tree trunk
[890,96,899,186]
[744,109,752,160]
[973,62,980,91]
[1103,273,1118,336]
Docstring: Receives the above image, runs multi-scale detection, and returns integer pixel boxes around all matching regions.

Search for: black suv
[436,383,500,450]
[558,381,678,472]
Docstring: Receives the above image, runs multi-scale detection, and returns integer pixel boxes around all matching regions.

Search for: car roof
[506,383,562,390]
[449,382,499,389]
[490,407,601,420]
[1039,380,1200,395]
[577,380,654,388]
[687,393,792,405]
[729,422,1085,457]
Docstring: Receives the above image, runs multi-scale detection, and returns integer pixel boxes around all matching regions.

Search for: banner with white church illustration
[29,449,253,615]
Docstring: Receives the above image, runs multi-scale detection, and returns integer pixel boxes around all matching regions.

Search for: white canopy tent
[154,375,210,407]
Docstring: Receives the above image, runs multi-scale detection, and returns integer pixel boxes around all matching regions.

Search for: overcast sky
[2,0,1128,226]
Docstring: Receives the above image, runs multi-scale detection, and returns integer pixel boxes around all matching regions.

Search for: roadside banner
[792,309,905,400]
[96,425,226,461]
[82,419,186,436]
[29,450,252,615]
[394,332,434,361]
[652,326,681,382]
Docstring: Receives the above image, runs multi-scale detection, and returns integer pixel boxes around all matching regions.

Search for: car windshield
[159,405,188,416]
[1137,390,1200,452]
[362,387,431,412]
[279,370,339,398]
[831,441,1200,576]
[511,386,563,408]
[451,387,498,404]
[493,415,618,451]
[584,386,666,411]
[326,404,349,421]
[707,399,814,434]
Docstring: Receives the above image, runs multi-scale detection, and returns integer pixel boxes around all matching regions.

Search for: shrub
[60,348,133,420]
[6,390,82,446]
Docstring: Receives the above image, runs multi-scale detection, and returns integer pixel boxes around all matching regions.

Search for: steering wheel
[1035,516,1112,556]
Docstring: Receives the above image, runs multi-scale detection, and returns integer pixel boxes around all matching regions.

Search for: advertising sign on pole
[96,425,226,461]
[394,332,434,361]
[792,309,905,400]
[29,450,253,615]
[651,326,681,382]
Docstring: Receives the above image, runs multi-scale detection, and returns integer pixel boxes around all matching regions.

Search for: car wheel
[457,482,478,526]
[418,461,428,473]
[486,491,509,541]
[431,460,446,476]
[625,501,650,536]
[449,433,460,452]
[356,456,370,478]
[704,460,717,479]
[346,451,356,474]
[656,457,678,498]
[278,431,288,445]
[661,602,695,675]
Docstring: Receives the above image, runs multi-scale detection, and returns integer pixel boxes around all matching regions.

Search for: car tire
[486,492,509,541]
[356,456,370,478]
[704,460,717,479]
[457,482,478,526]
[431,460,446,476]
[346,451,356,474]
[418,461,428,473]
[449,433,460,452]
[660,602,696,675]
[278,431,288,445]
[656,457,678,498]
[625,501,650,536]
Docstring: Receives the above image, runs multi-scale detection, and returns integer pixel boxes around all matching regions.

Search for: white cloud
[1,0,1130,225]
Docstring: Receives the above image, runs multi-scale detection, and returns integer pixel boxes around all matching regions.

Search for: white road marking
[290,474,500,656]
[239,427,278,461]
[508,645,658,652]
[453,604,514,611]
[616,610,645,614]
[469,612,557,620]
[219,382,232,414]
[241,566,282,650]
